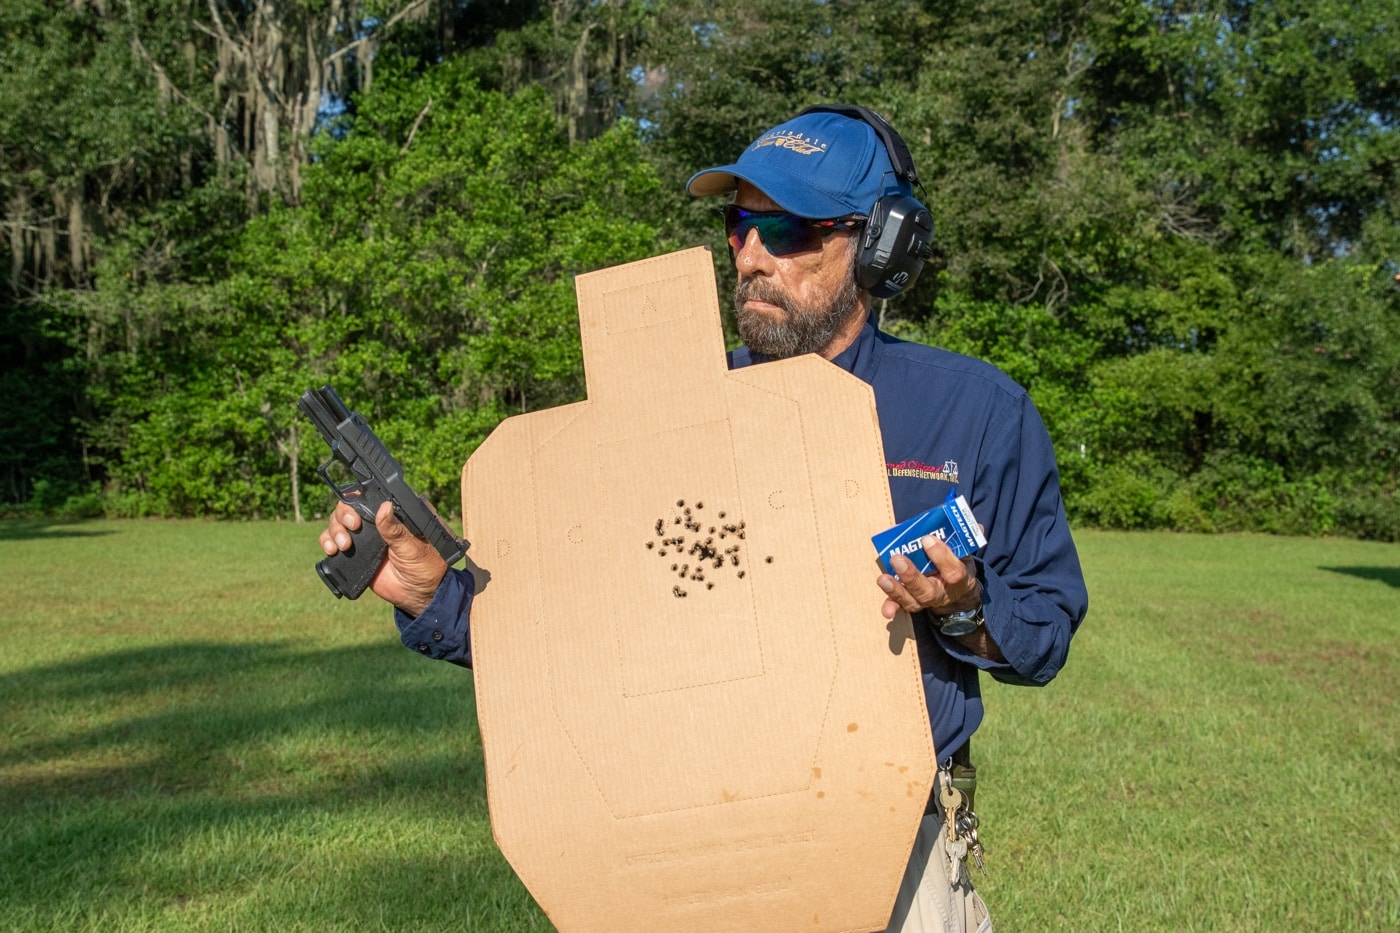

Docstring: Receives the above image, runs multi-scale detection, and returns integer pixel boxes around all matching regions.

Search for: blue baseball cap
[686,109,911,219]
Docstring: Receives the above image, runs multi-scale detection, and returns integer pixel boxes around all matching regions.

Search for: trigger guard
[331,481,379,526]
[317,463,379,524]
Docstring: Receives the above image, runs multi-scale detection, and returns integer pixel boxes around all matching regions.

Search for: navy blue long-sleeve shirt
[396,320,1088,760]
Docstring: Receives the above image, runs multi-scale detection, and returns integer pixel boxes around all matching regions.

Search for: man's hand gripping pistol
[298,385,467,598]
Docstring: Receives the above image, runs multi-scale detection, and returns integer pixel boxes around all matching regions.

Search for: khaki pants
[879,812,993,933]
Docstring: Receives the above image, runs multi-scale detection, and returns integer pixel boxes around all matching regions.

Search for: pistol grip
[315,518,389,599]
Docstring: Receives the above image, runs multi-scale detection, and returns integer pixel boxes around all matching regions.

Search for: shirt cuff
[937,560,1072,686]
[933,561,1029,684]
[393,567,475,667]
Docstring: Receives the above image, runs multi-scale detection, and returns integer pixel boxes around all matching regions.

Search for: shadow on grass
[0,641,536,926]
[1321,565,1400,588]
[0,519,115,541]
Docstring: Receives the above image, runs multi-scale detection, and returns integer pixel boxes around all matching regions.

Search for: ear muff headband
[795,104,934,299]
[795,104,920,186]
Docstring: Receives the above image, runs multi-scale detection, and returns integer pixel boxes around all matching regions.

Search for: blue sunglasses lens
[721,206,861,257]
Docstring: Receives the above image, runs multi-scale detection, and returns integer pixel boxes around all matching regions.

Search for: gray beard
[733,273,862,359]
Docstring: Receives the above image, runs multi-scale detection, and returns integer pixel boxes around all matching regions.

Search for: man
[320,107,1088,932]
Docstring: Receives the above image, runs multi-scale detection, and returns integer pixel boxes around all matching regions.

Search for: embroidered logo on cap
[752,130,829,156]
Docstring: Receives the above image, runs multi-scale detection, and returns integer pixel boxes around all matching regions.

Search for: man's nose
[733,226,774,274]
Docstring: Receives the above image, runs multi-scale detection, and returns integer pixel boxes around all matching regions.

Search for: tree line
[2,0,1396,540]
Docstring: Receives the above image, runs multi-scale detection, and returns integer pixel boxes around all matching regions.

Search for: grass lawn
[1,520,1396,931]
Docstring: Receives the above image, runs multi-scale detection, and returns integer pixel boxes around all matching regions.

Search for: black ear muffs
[797,104,934,298]
[858,194,934,299]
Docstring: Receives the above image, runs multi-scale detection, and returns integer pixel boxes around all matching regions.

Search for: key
[939,784,964,835]
[954,808,985,875]
[959,821,984,874]
[945,836,968,884]
[939,784,964,814]
[968,838,986,874]
[938,777,968,883]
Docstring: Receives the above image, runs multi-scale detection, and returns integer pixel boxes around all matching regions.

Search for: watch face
[938,617,979,637]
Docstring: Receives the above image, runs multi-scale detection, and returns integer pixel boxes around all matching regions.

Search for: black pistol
[298,385,467,598]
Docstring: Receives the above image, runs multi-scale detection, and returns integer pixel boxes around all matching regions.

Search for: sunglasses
[720,205,866,257]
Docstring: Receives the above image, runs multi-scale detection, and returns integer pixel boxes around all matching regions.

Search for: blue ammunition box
[872,489,986,575]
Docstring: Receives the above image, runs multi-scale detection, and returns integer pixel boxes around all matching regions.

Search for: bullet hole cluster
[646,499,773,597]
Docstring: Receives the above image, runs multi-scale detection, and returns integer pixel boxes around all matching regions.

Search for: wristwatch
[936,605,985,637]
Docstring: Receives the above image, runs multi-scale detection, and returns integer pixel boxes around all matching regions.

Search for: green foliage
[1072,456,1180,531]
[76,62,665,518]
[22,478,104,520]
[1069,257,1399,538]
[1100,0,1400,260]
[0,0,197,195]
[884,0,1143,308]
[0,0,209,507]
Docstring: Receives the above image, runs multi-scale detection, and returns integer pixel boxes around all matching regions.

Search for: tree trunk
[566,23,594,143]
[288,417,302,523]
[6,192,26,293]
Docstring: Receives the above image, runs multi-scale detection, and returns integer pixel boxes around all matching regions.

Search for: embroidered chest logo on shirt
[887,458,958,483]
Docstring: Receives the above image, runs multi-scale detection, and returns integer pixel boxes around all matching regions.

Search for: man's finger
[334,500,361,530]
[326,502,360,552]
[891,552,937,604]
[373,501,437,567]
[879,571,928,616]
[374,500,412,544]
[879,582,921,616]
[919,534,983,606]
[919,533,965,578]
